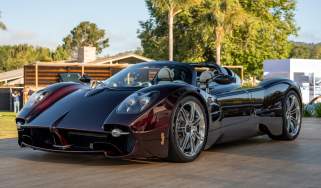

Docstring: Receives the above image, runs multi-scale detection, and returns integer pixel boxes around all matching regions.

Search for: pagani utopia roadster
[16,61,302,162]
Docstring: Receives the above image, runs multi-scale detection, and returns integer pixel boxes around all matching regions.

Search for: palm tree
[0,22,6,30]
[0,12,6,30]
[151,0,201,61]
[205,0,248,65]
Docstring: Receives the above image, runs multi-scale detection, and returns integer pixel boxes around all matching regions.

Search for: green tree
[52,46,70,61]
[138,18,168,60]
[221,0,297,79]
[62,21,109,55]
[35,47,52,62]
[138,3,209,61]
[138,0,297,78]
[289,43,312,59]
[202,0,249,65]
[0,45,57,72]
[290,42,321,59]
[150,0,201,61]
[311,44,321,59]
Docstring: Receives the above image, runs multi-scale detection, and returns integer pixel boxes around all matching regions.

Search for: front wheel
[270,90,302,140]
[167,96,208,162]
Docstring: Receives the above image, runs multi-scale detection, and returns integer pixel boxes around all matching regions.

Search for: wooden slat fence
[24,63,129,88]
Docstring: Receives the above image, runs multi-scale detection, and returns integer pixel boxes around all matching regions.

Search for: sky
[0,0,320,56]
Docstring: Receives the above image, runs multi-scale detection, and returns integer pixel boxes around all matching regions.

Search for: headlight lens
[116,91,159,114]
[25,90,48,108]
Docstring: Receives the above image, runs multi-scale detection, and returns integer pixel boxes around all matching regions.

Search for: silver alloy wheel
[175,101,206,157]
[285,94,301,137]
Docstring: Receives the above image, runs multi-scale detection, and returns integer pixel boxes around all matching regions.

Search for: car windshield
[102,63,193,88]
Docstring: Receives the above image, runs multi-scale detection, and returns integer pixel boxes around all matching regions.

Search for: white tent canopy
[264,59,321,104]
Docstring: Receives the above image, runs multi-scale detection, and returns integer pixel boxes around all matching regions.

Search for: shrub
[314,103,321,118]
[303,105,313,117]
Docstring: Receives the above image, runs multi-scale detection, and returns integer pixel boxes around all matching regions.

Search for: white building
[264,59,321,104]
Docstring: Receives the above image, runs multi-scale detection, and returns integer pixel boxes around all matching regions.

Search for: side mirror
[79,74,91,84]
[199,71,215,93]
[199,71,214,84]
[214,74,235,85]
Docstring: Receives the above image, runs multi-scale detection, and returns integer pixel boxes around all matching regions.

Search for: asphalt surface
[0,118,321,188]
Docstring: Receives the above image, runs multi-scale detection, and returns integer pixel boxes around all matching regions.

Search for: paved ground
[0,118,321,188]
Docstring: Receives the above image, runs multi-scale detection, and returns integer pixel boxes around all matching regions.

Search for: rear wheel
[270,90,302,140]
[167,96,208,162]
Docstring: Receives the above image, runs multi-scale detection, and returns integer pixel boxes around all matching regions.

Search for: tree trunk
[168,8,174,61]
[216,44,221,65]
[215,28,222,65]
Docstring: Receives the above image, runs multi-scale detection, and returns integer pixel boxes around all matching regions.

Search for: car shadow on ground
[1,138,162,166]
[14,150,165,166]
[10,137,276,166]
[7,133,321,166]
[204,135,321,166]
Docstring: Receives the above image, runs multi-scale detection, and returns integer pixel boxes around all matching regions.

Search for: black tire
[167,96,208,162]
[269,90,302,140]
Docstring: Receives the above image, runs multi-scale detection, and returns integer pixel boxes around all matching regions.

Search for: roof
[0,68,23,83]
[5,77,24,85]
[89,52,153,64]
[33,52,153,65]
[0,53,152,86]
[129,61,195,72]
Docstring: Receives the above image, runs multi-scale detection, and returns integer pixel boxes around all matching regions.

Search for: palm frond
[0,21,6,30]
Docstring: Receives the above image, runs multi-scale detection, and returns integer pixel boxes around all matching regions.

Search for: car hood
[28,87,136,132]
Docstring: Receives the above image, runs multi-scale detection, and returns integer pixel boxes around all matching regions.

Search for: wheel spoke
[291,96,296,110]
[290,116,297,122]
[192,117,201,126]
[289,108,297,115]
[180,108,189,122]
[287,119,292,132]
[286,99,291,110]
[289,122,295,133]
[194,132,204,142]
[291,116,298,126]
[190,103,195,122]
[287,97,295,111]
[176,125,185,133]
[181,133,190,151]
[190,134,195,154]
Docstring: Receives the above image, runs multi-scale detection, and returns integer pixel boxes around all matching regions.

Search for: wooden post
[35,63,38,89]
[9,88,12,112]
[81,65,85,76]
[168,8,174,61]
[241,67,244,85]
[223,65,244,85]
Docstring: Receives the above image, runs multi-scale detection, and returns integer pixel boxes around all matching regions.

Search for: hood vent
[85,88,107,97]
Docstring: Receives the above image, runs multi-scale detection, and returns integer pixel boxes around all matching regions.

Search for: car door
[210,68,256,141]
[214,88,252,128]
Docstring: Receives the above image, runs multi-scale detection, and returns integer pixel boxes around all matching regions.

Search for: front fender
[258,78,302,136]
[103,83,206,130]
[103,83,207,158]
[17,82,86,123]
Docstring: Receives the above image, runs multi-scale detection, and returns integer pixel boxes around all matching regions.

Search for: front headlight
[25,90,48,108]
[116,91,159,114]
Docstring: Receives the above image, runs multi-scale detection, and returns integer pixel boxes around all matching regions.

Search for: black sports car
[16,61,302,162]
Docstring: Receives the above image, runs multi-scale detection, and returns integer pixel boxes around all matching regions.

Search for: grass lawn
[0,112,17,139]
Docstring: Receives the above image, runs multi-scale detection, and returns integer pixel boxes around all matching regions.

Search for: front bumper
[17,126,168,159]
[18,126,137,158]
